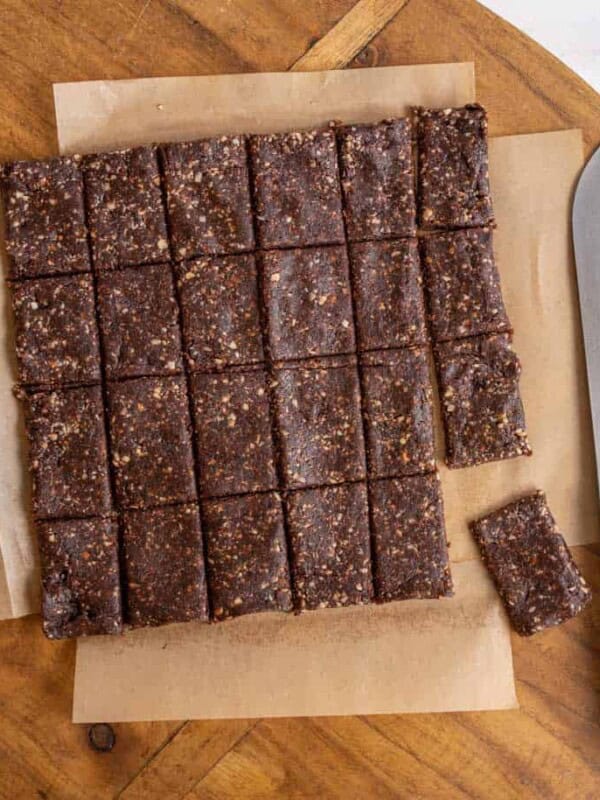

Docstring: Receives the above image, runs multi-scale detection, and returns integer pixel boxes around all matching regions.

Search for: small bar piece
[421,228,511,342]
[11,275,101,386]
[190,368,278,497]
[349,239,427,351]
[203,492,293,621]
[108,376,197,509]
[25,386,111,519]
[286,482,373,611]
[1,156,90,279]
[122,504,208,627]
[176,253,263,372]
[417,105,494,230]
[161,136,254,259]
[97,264,183,380]
[470,491,592,636]
[274,357,366,488]
[338,119,416,240]
[361,349,436,479]
[435,333,532,469]
[249,128,345,249]
[83,146,168,270]
[370,474,453,601]
[38,517,122,639]
[261,246,355,361]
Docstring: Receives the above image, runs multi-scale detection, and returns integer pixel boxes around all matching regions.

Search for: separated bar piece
[337,118,416,241]
[273,356,366,489]
[83,146,168,271]
[261,245,355,361]
[435,333,531,469]
[421,227,511,342]
[38,516,122,639]
[349,239,427,352]
[108,376,197,509]
[161,135,254,259]
[96,263,183,380]
[286,482,372,611]
[370,473,453,601]
[361,349,436,479]
[122,504,208,627]
[203,492,293,621]
[190,367,278,498]
[176,253,263,372]
[24,386,112,519]
[1,156,91,279]
[11,274,101,387]
[417,105,494,230]
[249,128,345,249]
[470,491,591,635]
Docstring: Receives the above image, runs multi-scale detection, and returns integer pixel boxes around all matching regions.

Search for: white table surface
[482,0,600,92]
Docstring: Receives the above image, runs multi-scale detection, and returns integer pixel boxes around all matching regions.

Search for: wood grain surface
[0,1,599,798]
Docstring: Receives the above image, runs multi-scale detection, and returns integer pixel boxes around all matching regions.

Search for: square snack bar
[249,128,345,249]
[338,118,416,240]
[421,227,511,342]
[24,385,112,520]
[349,239,427,351]
[1,156,90,279]
[108,376,197,509]
[83,146,168,270]
[471,492,592,635]
[11,274,101,386]
[417,104,494,229]
[38,517,122,639]
[122,504,208,627]
[97,263,183,380]
[261,245,355,362]
[203,492,293,621]
[176,253,263,372]
[190,367,278,498]
[435,333,531,468]
[370,474,453,601]
[286,482,372,610]
[161,136,254,258]
[274,356,366,488]
[361,349,436,479]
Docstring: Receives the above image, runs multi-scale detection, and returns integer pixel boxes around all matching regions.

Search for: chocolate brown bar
[435,333,531,468]
[108,376,197,509]
[421,228,511,342]
[203,492,293,620]
[370,474,453,601]
[417,105,494,229]
[261,245,355,361]
[161,136,254,259]
[24,386,112,519]
[286,482,372,610]
[122,503,208,627]
[83,146,168,270]
[349,239,427,351]
[338,119,416,240]
[176,253,263,372]
[249,129,344,249]
[11,274,101,386]
[470,492,592,635]
[38,516,122,639]
[1,156,90,279]
[190,367,278,497]
[97,263,183,380]
[361,349,435,479]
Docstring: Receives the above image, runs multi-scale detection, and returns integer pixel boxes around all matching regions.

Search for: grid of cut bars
[4,111,534,638]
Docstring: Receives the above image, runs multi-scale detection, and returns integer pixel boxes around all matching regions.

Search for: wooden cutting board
[0,1,599,798]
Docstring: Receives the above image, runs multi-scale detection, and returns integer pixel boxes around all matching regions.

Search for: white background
[482,0,600,92]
